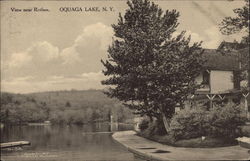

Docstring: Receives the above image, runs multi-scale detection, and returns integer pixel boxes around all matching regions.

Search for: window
[202,71,210,85]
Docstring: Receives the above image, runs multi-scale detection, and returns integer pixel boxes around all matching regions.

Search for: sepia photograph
[0,0,249,160]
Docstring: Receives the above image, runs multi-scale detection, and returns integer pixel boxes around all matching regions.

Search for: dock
[0,141,31,149]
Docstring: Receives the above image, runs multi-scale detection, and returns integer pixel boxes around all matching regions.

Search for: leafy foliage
[101,0,204,131]
[208,103,247,138]
[220,0,249,43]
[0,90,134,125]
[169,103,246,140]
[139,119,167,136]
[169,107,209,140]
[138,118,150,131]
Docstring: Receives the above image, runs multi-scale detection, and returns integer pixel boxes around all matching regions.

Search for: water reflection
[1,123,134,161]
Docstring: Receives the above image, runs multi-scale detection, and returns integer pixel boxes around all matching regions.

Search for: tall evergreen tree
[220,0,249,44]
[101,0,204,132]
[220,0,249,88]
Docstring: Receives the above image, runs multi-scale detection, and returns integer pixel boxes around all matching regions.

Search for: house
[195,49,240,95]
[186,43,249,113]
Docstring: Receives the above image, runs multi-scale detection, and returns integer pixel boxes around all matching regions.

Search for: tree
[101,0,204,133]
[220,0,249,44]
[220,0,250,87]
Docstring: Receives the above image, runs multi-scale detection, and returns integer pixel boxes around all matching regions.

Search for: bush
[207,103,247,138]
[140,119,167,137]
[169,106,209,140]
[169,103,246,140]
[240,125,250,137]
[138,118,149,131]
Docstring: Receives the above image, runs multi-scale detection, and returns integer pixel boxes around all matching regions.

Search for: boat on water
[1,141,31,149]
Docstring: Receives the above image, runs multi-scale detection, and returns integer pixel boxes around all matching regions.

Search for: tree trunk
[162,113,171,133]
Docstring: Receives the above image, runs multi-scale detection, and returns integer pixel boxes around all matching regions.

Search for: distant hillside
[27,89,119,109]
[26,90,118,105]
[1,90,134,125]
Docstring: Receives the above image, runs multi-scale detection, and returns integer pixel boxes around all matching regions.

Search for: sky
[0,0,247,93]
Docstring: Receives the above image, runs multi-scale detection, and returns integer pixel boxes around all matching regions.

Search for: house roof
[202,49,240,71]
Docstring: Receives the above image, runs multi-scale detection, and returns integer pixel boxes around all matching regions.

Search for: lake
[0,123,135,161]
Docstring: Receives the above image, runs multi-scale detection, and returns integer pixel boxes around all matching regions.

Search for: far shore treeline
[0,90,134,125]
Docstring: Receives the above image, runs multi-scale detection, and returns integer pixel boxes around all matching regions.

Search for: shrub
[240,125,250,137]
[169,103,247,140]
[169,106,209,140]
[207,103,247,138]
[138,118,149,131]
[139,121,155,137]
[140,119,167,137]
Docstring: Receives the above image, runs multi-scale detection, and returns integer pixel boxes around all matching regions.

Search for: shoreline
[112,130,250,161]
[1,121,134,126]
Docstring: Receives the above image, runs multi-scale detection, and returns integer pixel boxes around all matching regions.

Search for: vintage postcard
[1,0,249,161]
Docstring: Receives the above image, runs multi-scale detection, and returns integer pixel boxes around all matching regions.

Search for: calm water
[0,123,134,161]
